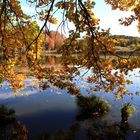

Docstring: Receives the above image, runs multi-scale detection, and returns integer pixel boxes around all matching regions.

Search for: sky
[20,0,140,37]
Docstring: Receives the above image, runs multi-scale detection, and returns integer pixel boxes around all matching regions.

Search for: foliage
[76,95,110,117]
[43,31,65,50]
[40,123,80,140]
[0,0,44,91]
[121,102,136,123]
[40,119,134,140]
[0,0,140,96]
[73,35,140,56]
[105,0,140,32]
[111,35,140,50]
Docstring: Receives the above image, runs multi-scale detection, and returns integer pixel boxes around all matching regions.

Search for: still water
[0,67,140,140]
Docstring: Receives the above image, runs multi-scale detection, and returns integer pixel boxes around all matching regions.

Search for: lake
[0,57,140,140]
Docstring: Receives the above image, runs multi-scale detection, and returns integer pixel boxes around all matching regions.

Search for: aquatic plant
[121,103,136,123]
[76,95,110,117]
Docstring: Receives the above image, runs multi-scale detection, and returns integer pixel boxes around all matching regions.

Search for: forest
[0,0,140,94]
[111,35,140,49]
[44,31,140,51]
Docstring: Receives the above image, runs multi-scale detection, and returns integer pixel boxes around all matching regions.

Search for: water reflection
[41,55,61,68]
[0,97,139,140]
[39,123,80,140]
[38,97,137,140]
[0,105,28,140]
[82,121,132,140]
[0,56,140,139]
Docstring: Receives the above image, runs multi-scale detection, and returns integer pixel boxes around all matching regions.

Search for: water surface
[0,68,140,140]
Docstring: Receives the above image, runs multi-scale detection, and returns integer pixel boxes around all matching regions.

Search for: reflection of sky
[0,68,140,139]
[0,68,139,99]
[0,78,40,99]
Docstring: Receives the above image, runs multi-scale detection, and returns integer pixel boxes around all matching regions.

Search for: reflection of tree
[39,95,137,140]
[85,121,132,140]
[0,101,137,140]
[46,56,57,66]
[41,55,61,66]
[40,120,134,140]
[0,105,28,140]
[40,123,80,140]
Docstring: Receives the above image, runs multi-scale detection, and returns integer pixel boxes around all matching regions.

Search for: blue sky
[93,0,140,37]
[20,0,140,37]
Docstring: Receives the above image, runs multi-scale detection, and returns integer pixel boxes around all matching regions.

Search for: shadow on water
[38,95,139,140]
[0,105,28,140]
[0,56,140,139]
[0,95,140,140]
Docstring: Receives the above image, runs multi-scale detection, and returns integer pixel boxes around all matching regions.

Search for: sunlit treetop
[0,0,140,98]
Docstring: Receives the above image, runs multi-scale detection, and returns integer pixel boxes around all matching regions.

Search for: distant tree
[44,31,65,50]
[49,31,65,49]
[0,0,139,96]
[111,35,140,49]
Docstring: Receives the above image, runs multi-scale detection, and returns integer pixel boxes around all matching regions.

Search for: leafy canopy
[0,0,139,97]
